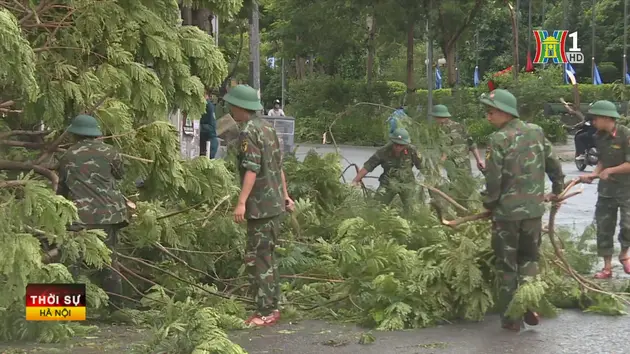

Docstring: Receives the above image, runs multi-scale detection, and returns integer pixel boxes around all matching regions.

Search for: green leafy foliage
[290,68,628,146]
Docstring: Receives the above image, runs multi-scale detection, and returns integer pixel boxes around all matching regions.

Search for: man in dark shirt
[200,89,218,158]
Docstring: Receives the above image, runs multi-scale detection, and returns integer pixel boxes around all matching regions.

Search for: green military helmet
[67,114,102,137]
[430,104,451,118]
[479,89,520,118]
[390,128,411,145]
[587,100,620,119]
[222,84,263,111]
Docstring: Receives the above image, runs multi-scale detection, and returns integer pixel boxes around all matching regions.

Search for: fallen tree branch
[441,190,583,227]
[0,130,52,139]
[0,160,58,190]
[420,182,469,213]
[34,130,68,165]
[281,274,344,283]
[116,262,175,297]
[0,180,30,188]
[545,185,630,305]
[0,100,15,108]
[116,253,254,303]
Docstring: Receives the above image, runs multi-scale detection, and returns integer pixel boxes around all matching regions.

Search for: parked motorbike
[574,121,598,171]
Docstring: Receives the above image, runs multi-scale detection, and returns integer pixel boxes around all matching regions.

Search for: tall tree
[434,0,487,86]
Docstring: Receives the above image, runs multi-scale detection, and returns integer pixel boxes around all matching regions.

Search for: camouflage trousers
[246,216,281,316]
[375,183,417,214]
[69,223,123,307]
[595,195,630,257]
[491,217,542,324]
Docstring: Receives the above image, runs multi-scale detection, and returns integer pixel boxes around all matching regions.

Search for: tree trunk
[192,8,212,33]
[406,21,415,92]
[444,44,456,86]
[366,14,377,84]
[308,54,314,75]
[181,5,192,25]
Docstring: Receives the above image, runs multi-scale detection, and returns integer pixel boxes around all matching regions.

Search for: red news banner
[25,283,86,321]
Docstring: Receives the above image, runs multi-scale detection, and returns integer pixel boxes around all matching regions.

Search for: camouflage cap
[587,100,620,119]
[431,104,451,118]
[479,89,520,118]
[222,85,263,111]
[67,114,102,137]
[390,128,411,145]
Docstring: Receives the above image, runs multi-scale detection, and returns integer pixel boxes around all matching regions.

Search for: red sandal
[245,310,280,327]
[594,268,612,279]
[619,257,630,274]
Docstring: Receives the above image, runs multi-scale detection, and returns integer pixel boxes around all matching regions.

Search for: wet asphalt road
[231,310,630,354]
[227,141,630,354]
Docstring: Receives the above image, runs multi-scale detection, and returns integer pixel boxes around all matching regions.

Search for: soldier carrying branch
[480,89,565,331]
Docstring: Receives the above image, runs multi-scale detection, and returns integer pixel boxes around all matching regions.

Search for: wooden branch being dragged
[441,187,583,228]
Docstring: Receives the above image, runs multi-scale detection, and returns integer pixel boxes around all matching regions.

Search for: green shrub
[289,69,630,146]
[464,119,495,146]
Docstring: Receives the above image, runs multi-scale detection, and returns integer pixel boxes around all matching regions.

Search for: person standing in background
[200,89,218,158]
[268,99,285,117]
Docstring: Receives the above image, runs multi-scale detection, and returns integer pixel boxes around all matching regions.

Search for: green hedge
[287,67,630,146]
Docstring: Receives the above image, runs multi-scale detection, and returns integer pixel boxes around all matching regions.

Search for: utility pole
[624,0,628,85]
[211,15,219,46]
[281,58,285,107]
[592,0,596,83]
[426,0,433,119]
[527,0,532,54]
[249,2,261,91]
[514,0,520,81]
[542,0,546,69]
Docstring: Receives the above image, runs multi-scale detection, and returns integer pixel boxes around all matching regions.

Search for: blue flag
[564,63,575,84]
[625,60,630,84]
[473,66,480,87]
[435,67,442,89]
[593,63,603,85]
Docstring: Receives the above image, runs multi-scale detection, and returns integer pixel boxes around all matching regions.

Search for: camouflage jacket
[363,143,423,186]
[57,139,128,225]
[595,123,630,197]
[237,115,285,219]
[483,119,565,220]
[438,119,476,165]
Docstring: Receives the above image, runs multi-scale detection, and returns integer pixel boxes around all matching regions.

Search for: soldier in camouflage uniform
[429,105,485,214]
[431,105,485,173]
[57,114,128,307]
[352,128,423,214]
[480,89,564,331]
[578,100,630,278]
[223,85,295,327]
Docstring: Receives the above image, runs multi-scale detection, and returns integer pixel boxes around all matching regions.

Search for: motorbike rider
[574,114,597,160]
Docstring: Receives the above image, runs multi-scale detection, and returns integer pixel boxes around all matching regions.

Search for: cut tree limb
[441,189,583,227]
[0,160,58,190]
